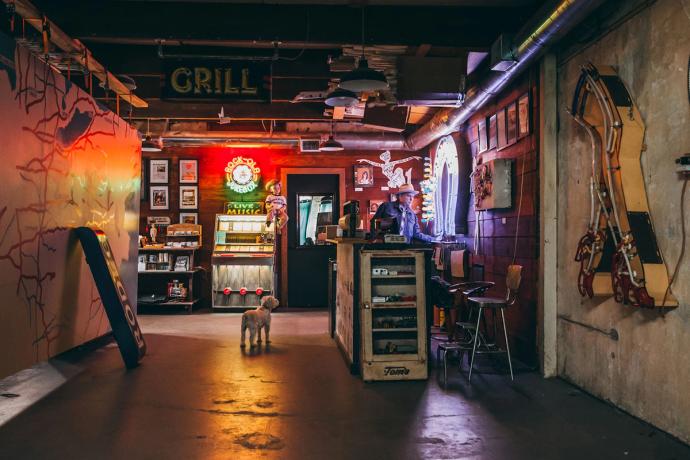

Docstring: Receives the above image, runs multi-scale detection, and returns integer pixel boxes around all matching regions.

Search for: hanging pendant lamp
[141,119,162,152]
[339,7,388,93]
[320,123,344,152]
[325,88,358,107]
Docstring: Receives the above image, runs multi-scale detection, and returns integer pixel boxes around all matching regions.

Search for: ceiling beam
[128,100,329,121]
[29,1,539,48]
[4,0,148,107]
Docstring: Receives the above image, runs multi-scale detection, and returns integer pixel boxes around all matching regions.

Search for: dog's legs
[240,314,247,348]
[265,323,271,344]
[257,326,262,344]
[249,324,257,348]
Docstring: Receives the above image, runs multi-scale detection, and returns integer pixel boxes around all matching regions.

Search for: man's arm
[410,213,434,243]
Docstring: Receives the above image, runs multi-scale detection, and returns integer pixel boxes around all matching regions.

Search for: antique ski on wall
[568,63,677,308]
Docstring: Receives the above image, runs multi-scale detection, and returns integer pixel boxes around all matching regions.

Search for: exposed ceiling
[8,0,550,136]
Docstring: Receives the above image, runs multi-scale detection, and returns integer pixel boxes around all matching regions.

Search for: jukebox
[212,214,275,309]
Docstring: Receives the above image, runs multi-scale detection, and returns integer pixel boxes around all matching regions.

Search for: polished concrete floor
[0,311,688,460]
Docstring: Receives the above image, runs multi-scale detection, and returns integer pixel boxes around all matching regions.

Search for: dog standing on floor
[240,296,280,348]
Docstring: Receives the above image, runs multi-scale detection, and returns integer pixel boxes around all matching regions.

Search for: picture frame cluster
[146,158,199,224]
[477,91,530,153]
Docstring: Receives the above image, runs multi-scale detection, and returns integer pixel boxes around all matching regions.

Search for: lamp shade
[141,135,163,152]
[339,58,388,92]
[319,135,344,152]
[325,88,358,107]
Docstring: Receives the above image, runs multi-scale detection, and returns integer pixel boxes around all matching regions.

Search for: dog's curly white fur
[240,296,280,348]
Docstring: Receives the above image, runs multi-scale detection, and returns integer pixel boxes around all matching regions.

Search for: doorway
[285,173,341,307]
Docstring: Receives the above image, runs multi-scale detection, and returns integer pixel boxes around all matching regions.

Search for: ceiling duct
[404,0,605,150]
[160,131,406,151]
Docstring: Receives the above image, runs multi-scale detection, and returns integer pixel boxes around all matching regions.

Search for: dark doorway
[287,174,339,307]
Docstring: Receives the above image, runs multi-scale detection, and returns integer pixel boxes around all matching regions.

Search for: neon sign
[225,156,260,193]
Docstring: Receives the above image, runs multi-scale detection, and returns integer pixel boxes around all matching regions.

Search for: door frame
[280,168,346,307]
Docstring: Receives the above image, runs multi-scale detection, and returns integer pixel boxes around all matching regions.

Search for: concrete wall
[556,0,690,443]
[0,37,141,379]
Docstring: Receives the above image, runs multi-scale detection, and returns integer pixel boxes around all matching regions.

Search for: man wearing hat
[370,183,435,243]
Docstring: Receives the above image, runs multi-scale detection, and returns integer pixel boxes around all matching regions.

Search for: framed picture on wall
[179,185,198,209]
[369,199,384,214]
[477,118,488,153]
[506,102,518,145]
[518,92,530,138]
[150,186,169,209]
[497,107,507,149]
[488,113,498,150]
[179,159,198,183]
[179,213,198,224]
[353,164,374,187]
[149,159,169,183]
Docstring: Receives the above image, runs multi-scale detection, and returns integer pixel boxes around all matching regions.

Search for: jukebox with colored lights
[212,214,275,309]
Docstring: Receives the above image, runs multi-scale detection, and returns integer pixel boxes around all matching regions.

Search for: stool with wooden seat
[431,274,494,385]
[466,264,522,382]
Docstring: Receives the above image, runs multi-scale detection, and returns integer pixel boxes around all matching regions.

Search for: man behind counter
[370,184,437,243]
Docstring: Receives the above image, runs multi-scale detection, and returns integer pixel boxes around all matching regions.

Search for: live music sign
[164,61,270,100]
[225,201,265,215]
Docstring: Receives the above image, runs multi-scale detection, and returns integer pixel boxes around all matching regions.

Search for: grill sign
[164,61,269,100]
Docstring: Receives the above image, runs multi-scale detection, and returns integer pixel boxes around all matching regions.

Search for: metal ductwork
[162,131,406,151]
[403,0,604,151]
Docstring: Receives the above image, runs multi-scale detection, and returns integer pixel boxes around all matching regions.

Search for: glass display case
[360,250,427,381]
[212,214,275,309]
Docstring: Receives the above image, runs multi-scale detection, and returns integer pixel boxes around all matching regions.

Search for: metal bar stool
[432,275,494,385]
[466,264,522,382]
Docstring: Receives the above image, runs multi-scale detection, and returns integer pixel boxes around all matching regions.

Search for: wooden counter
[331,239,432,377]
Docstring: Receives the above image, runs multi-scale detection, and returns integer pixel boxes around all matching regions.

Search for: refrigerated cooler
[212,214,275,310]
[360,250,428,381]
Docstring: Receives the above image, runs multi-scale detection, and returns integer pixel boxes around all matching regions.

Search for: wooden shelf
[372,302,417,308]
[371,274,416,279]
[139,247,199,252]
[372,327,417,332]
[138,269,202,275]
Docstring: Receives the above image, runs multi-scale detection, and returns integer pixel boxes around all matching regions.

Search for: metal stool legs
[468,307,483,382]
[468,306,514,382]
[500,309,514,380]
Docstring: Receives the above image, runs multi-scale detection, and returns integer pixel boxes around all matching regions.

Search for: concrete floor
[0,311,688,460]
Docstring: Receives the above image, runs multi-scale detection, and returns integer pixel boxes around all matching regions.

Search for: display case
[360,250,427,381]
[212,214,275,309]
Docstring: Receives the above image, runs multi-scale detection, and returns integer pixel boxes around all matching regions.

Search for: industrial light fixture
[320,123,344,151]
[325,88,358,107]
[338,7,389,93]
[141,119,162,152]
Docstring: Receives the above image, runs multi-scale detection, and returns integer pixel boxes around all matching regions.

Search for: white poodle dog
[240,296,280,348]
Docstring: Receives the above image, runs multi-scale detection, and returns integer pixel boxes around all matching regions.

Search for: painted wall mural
[357,151,421,188]
[0,39,141,379]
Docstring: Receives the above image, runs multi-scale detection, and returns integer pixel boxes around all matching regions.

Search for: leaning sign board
[164,60,270,101]
[76,227,146,369]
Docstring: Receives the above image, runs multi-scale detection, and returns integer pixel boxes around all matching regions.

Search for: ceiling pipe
[161,131,406,151]
[404,0,604,150]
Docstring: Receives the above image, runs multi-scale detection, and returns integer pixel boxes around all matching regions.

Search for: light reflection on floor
[0,311,688,459]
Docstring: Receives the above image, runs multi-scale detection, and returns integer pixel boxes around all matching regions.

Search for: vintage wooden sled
[568,64,677,308]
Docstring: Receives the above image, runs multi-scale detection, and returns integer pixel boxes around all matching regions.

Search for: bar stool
[431,275,494,386]
[466,264,522,382]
